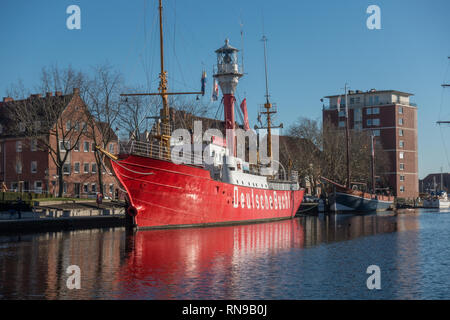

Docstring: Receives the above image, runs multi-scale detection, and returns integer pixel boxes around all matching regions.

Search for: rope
[111,158,155,176]
[295,204,319,214]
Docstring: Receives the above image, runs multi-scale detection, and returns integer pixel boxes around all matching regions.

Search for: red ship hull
[111,154,304,229]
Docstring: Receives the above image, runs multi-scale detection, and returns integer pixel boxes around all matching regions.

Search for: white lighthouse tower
[213,39,243,155]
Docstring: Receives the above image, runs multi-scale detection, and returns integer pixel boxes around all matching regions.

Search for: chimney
[46,92,53,98]
[73,88,80,95]
[55,91,62,96]
[2,97,13,103]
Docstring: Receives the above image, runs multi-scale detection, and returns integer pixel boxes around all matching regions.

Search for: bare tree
[284,117,323,194]
[5,65,88,197]
[286,116,392,194]
[83,64,123,195]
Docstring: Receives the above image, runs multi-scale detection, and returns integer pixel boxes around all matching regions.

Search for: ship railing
[119,139,204,165]
[258,103,278,113]
[149,122,172,137]
[267,170,300,190]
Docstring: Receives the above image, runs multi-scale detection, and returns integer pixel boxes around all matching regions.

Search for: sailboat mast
[344,83,351,188]
[371,134,376,193]
[438,57,450,125]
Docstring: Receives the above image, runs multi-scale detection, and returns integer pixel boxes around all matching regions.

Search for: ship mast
[371,133,376,193]
[120,0,203,159]
[255,35,282,163]
[344,83,351,189]
[158,0,169,139]
[437,57,450,125]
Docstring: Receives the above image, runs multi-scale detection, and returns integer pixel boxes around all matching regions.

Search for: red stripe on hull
[111,155,304,229]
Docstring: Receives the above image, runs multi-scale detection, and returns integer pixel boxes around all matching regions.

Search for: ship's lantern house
[215,39,240,75]
[213,39,243,156]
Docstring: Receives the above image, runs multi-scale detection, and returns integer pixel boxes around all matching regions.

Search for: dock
[0,200,127,233]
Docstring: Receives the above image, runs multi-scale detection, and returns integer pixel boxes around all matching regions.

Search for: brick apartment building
[0,88,119,198]
[323,89,419,199]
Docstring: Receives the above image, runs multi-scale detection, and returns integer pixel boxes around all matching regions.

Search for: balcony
[323,101,417,111]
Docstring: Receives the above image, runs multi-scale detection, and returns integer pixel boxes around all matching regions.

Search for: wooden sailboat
[321,85,394,212]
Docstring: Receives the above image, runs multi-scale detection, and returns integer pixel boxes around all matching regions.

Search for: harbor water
[1,208,450,299]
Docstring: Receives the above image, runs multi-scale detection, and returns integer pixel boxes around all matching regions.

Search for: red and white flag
[240,98,250,131]
[337,95,341,112]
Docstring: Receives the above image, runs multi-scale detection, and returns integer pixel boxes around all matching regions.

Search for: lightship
[99,0,304,229]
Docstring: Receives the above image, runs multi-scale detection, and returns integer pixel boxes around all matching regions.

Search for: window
[372,107,380,114]
[91,163,97,173]
[354,108,362,121]
[399,152,404,159]
[398,106,403,114]
[374,96,379,104]
[399,140,404,148]
[34,181,42,193]
[355,97,361,104]
[63,163,71,175]
[399,118,404,125]
[91,143,95,152]
[350,97,355,104]
[74,122,79,132]
[109,184,114,194]
[338,110,346,117]
[84,141,89,152]
[91,184,96,193]
[83,183,89,193]
[16,141,22,152]
[74,162,80,174]
[339,121,345,127]
[84,163,89,173]
[366,108,372,115]
[400,175,405,181]
[31,139,37,151]
[63,182,67,194]
[31,161,37,173]
[82,122,87,132]
[372,129,380,137]
[16,161,22,174]
[11,182,18,191]
[400,163,405,171]
[59,141,70,152]
[74,141,79,152]
[369,96,373,105]
[399,129,404,137]
[34,121,41,131]
[367,118,380,126]
[66,121,71,131]
[400,185,405,193]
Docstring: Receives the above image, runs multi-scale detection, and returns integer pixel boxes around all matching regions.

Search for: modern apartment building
[323,89,419,199]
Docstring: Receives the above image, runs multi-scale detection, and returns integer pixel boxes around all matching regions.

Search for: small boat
[423,191,450,208]
[321,177,394,212]
[321,85,394,212]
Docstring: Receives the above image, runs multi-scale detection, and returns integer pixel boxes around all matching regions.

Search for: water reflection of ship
[119,213,417,298]
[122,220,305,290]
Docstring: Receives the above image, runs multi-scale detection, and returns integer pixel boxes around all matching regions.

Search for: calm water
[1,208,450,300]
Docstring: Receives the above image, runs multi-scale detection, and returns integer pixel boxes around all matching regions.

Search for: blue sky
[1,0,449,178]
